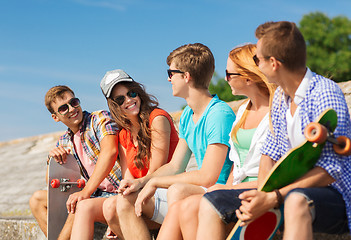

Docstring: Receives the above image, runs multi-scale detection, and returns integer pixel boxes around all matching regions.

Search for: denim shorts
[91,189,118,198]
[286,186,349,234]
[151,188,168,224]
[203,189,251,224]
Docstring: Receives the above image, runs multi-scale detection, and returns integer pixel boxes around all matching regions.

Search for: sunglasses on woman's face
[56,98,80,115]
[112,91,138,106]
[225,70,242,81]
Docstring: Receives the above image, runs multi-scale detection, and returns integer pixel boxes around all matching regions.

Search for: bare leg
[58,213,75,240]
[196,197,226,240]
[179,194,203,240]
[29,190,48,237]
[103,196,123,239]
[167,183,205,206]
[157,201,182,240]
[283,193,313,240]
[117,192,155,240]
[71,197,107,240]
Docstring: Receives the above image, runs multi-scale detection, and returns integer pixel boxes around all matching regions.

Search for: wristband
[274,189,283,209]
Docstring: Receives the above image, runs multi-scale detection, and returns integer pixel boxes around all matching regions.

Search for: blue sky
[1,0,351,142]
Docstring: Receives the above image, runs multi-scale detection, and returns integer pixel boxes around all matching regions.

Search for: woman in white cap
[71,69,179,239]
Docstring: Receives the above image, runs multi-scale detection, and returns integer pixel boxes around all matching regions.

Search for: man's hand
[134,179,158,217]
[66,189,90,213]
[48,146,71,165]
[117,179,143,196]
[236,190,277,226]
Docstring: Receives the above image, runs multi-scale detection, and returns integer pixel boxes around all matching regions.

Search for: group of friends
[29,21,351,240]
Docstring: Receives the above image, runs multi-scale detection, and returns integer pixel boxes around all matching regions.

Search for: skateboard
[47,154,85,240]
[227,108,351,240]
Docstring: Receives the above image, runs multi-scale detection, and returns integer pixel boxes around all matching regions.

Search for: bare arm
[146,143,228,189]
[118,138,191,195]
[66,134,118,213]
[134,143,229,216]
[147,115,172,174]
[257,154,276,187]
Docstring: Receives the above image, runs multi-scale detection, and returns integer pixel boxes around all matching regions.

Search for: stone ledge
[0,218,109,240]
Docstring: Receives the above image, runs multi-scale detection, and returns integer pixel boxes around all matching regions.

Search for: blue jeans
[204,187,349,234]
[91,188,117,198]
[286,186,349,234]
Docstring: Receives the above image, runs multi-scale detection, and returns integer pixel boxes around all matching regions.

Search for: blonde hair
[229,44,277,142]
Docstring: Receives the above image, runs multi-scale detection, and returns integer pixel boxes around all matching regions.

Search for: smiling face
[51,91,83,133]
[110,84,141,118]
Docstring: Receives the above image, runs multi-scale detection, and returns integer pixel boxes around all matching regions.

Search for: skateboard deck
[227,108,338,240]
[47,154,84,240]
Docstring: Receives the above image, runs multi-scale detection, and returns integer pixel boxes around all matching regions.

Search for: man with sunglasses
[29,85,121,239]
[198,21,351,239]
[112,43,235,240]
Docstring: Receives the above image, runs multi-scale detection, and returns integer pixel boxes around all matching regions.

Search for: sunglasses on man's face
[167,69,184,79]
[112,90,138,106]
[253,54,284,66]
[225,70,242,81]
[57,98,80,115]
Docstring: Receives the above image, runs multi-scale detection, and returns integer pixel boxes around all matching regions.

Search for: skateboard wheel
[304,122,328,144]
[77,179,85,188]
[333,136,351,155]
[50,179,60,188]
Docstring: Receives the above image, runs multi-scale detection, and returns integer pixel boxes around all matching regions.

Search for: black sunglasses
[167,69,184,79]
[112,90,138,106]
[225,70,242,81]
[253,54,285,66]
[56,98,80,115]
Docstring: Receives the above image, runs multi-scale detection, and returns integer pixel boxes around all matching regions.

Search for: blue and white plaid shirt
[261,69,351,231]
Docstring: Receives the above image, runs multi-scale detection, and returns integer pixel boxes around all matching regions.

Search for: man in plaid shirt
[197,21,350,239]
[29,85,121,239]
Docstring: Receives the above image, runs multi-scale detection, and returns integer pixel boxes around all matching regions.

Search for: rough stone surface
[1,81,351,239]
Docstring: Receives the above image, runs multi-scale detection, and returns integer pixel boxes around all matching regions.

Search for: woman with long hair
[157,43,276,240]
[71,69,179,239]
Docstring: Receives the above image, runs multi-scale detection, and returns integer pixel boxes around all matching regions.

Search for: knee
[103,197,117,222]
[284,192,311,219]
[167,183,188,204]
[75,199,95,215]
[116,194,135,215]
[29,190,47,210]
[179,197,199,222]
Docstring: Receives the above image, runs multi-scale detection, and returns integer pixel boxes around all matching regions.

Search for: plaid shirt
[261,71,351,231]
[57,110,122,189]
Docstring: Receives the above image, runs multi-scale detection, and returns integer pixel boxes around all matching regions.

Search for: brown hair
[255,21,306,71]
[229,44,277,142]
[166,43,215,89]
[107,81,159,169]
[45,85,75,114]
